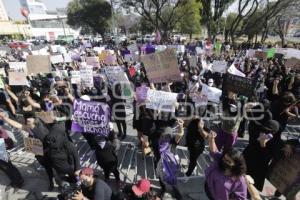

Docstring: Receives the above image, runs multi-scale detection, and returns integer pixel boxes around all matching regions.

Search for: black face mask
[218,159,233,172]
[81,179,91,188]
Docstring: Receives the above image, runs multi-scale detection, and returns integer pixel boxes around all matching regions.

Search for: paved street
[1,104,299,200]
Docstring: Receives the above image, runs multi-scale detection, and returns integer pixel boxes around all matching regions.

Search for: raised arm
[0,112,23,129]
[208,131,218,154]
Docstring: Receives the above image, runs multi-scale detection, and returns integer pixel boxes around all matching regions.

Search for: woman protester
[185,118,208,177]
[243,109,280,192]
[205,131,247,200]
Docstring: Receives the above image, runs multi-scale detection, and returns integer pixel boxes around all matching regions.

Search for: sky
[3,0,71,20]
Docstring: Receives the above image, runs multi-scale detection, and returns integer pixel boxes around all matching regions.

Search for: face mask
[208,82,213,87]
[81,179,91,188]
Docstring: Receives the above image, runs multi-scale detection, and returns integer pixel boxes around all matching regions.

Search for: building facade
[19,0,79,41]
[0,0,8,21]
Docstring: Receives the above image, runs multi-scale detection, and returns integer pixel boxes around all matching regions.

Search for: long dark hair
[219,148,247,177]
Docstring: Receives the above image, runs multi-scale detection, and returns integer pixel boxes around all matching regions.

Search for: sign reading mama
[71,99,111,136]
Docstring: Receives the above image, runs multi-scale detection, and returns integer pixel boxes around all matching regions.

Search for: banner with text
[141,48,181,83]
[71,99,111,136]
[24,137,44,156]
[146,89,178,112]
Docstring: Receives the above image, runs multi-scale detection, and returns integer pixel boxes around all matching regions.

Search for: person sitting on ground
[72,167,112,200]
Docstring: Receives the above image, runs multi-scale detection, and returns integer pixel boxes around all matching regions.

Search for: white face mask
[208,82,213,87]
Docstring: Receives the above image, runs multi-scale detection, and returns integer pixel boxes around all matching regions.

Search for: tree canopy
[176,0,202,40]
[67,0,112,37]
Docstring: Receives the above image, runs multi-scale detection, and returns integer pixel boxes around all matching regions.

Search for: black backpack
[44,125,74,174]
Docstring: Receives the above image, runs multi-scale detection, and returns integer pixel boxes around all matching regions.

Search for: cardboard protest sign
[268,152,300,196]
[50,55,64,64]
[127,44,138,54]
[86,56,100,68]
[36,111,55,124]
[201,84,222,103]
[71,71,81,84]
[285,48,300,59]
[71,99,111,136]
[141,48,181,83]
[0,138,8,161]
[136,86,149,104]
[105,66,127,85]
[9,62,27,73]
[145,89,178,112]
[0,50,6,57]
[8,71,28,86]
[190,92,208,106]
[124,54,133,62]
[212,61,227,74]
[223,74,255,97]
[104,54,117,65]
[63,53,72,63]
[93,47,105,54]
[156,45,167,52]
[99,51,117,65]
[27,55,51,75]
[228,64,246,77]
[255,51,267,60]
[24,137,44,156]
[80,65,94,88]
[285,58,300,70]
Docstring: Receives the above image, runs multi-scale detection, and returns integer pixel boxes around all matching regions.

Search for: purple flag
[155,30,161,44]
[71,99,111,136]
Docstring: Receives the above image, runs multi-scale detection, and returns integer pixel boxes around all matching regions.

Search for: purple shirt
[205,152,247,200]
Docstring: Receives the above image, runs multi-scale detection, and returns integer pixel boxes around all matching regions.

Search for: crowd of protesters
[0,37,299,200]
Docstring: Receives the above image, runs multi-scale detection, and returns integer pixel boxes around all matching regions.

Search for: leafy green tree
[122,0,190,41]
[67,0,112,38]
[200,0,235,39]
[177,0,202,40]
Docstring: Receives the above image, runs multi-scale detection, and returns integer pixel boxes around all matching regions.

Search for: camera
[57,183,81,200]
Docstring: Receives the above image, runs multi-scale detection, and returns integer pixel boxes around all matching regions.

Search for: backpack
[44,125,73,174]
[0,127,14,150]
[157,150,180,186]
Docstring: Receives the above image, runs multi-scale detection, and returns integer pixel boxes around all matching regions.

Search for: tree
[200,0,235,39]
[177,0,202,41]
[226,0,298,45]
[122,0,191,41]
[115,14,139,35]
[67,0,112,38]
[269,1,300,46]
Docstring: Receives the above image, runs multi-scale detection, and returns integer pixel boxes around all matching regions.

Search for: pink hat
[132,179,151,196]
